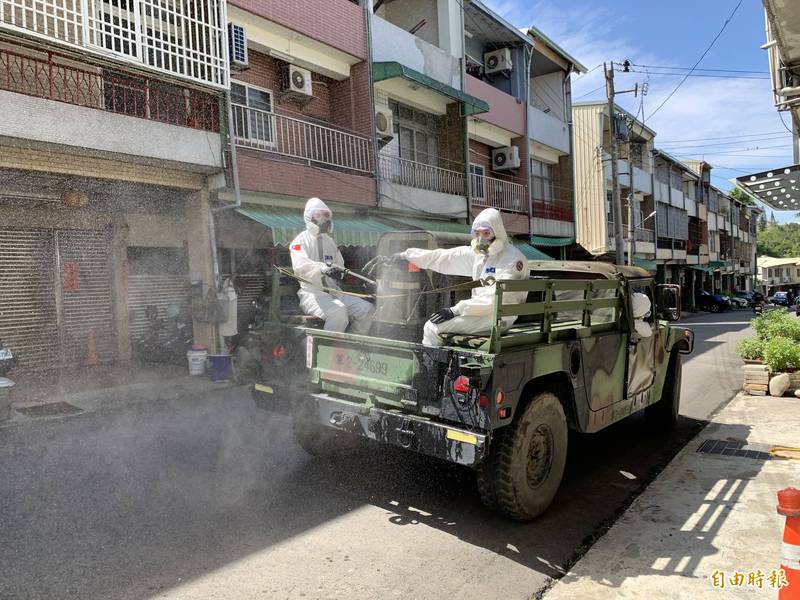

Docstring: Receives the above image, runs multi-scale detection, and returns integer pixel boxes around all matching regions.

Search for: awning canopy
[513,242,553,261]
[530,235,574,247]
[736,165,800,211]
[634,257,657,272]
[236,206,396,247]
[372,62,490,116]
[708,260,727,270]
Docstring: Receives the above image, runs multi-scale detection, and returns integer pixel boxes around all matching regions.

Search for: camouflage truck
[248,236,694,521]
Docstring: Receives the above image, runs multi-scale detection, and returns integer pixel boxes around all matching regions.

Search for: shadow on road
[0,391,710,600]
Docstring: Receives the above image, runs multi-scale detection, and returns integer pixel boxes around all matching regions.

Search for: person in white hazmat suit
[396,208,529,347]
[289,198,374,333]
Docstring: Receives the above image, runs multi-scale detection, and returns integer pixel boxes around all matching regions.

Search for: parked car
[695,290,730,313]
[726,295,749,309]
[772,291,790,306]
[735,290,764,306]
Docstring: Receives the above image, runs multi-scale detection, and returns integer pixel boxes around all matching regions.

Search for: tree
[729,187,755,206]
[757,222,800,257]
[759,213,768,232]
[770,211,779,226]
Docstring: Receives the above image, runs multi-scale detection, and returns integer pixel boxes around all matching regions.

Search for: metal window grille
[0,0,228,88]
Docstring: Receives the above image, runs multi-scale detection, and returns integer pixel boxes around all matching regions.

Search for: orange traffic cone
[778,487,800,599]
[84,328,99,366]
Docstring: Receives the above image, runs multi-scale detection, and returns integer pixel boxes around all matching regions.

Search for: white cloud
[481,0,797,222]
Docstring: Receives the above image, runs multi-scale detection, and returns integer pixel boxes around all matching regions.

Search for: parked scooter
[0,339,15,377]
[135,304,194,365]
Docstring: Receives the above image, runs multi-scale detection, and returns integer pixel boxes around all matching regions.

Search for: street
[0,310,754,600]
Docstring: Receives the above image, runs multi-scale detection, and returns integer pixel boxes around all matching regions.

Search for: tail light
[408,262,420,273]
[453,376,471,393]
[479,393,489,408]
[272,345,286,358]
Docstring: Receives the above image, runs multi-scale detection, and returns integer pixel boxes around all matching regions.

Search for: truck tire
[477,392,568,521]
[292,412,362,459]
[645,352,681,431]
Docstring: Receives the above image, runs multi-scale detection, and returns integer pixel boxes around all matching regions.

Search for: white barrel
[186,348,208,376]
[218,281,238,337]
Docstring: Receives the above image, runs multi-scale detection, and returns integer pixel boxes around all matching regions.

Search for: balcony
[471,174,527,213]
[635,228,655,243]
[380,154,464,195]
[232,104,373,174]
[533,199,573,222]
[0,44,223,167]
[0,0,227,88]
[529,105,570,153]
[605,159,652,194]
[467,75,525,136]
[371,16,460,89]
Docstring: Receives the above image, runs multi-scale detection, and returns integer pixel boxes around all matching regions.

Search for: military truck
[247,234,694,521]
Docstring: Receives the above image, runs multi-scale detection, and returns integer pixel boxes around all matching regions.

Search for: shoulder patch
[291,244,302,251]
[515,260,524,272]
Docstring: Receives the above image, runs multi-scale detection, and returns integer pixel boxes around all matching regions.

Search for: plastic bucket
[208,353,232,382]
[186,347,208,376]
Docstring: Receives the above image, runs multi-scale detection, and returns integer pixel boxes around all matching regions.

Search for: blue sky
[483,0,797,223]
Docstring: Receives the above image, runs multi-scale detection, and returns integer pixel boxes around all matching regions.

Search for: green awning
[634,257,657,272]
[373,61,489,116]
[708,260,727,270]
[236,206,395,247]
[530,235,574,247]
[689,264,713,272]
[513,242,553,261]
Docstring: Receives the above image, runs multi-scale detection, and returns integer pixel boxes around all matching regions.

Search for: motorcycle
[135,304,194,365]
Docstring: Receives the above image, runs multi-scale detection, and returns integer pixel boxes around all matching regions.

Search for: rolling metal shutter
[0,228,59,369]
[57,229,115,365]
[127,274,189,342]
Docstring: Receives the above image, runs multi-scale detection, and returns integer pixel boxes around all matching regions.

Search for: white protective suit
[401,208,529,347]
[289,198,374,333]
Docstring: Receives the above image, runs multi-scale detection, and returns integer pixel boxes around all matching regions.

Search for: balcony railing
[471,175,527,213]
[0,45,220,131]
[635,228,654,243]
[379,154,465,196]
[233,104,373,174]
[533,199,573,222]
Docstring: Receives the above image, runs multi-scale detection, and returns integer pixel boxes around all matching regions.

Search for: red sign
[63,261,80,292]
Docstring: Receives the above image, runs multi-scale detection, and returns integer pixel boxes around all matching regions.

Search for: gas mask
[471,226,495,256]
[308,209,332,236]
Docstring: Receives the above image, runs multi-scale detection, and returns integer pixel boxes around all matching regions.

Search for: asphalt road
[0,310,754,600]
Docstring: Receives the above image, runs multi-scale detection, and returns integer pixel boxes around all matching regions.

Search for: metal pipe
[364,0,381,207]
[213,89,242,213]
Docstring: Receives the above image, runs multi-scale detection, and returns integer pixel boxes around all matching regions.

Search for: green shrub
[763,336,800,373]
[736,337,764,361]
[752,310,800,342]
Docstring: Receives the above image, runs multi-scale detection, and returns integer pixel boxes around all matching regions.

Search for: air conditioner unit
[375,107,394,138]
[484,48,512,75]
[492,146,520,171]
[228,23,249,71]
[284,65,313,98]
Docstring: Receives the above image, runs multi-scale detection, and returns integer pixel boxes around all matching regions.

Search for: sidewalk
[4,363,235,425]
[543,392,798,599]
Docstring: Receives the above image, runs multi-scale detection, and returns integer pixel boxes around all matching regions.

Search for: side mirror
[656,284,681,321]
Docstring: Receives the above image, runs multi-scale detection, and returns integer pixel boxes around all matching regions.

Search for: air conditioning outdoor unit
[228,23,249,71]
[375,107,394,138]
[284,65,313,98]
[492,146,520,171]
[484,48,512,75]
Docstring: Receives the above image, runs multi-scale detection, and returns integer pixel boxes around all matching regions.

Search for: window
[389,99,439,166]
[470,164,485,199]
[709,232,716,252]
[531,159,554,202]
[231,82,274,144]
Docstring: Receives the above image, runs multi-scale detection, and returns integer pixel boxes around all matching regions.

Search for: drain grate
[15,402,83,418]
[696,439,773,461]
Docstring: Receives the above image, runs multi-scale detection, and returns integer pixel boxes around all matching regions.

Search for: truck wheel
[645,352,682,431]
[292,412,362,459]
[709,303,720,313]
[477,392,568,521]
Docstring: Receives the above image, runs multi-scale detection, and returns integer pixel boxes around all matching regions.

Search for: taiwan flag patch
[291,244,302,251]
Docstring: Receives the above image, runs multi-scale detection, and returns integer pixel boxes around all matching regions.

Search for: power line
[659,136,790,150]
[649,0,744,119]
[629,69,768,80]
[575,84,605,100]
[630,62,769,75]
[658,131,788,143]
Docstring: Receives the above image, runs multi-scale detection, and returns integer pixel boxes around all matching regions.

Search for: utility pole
[605,63,625,265]
[626,139,635,266]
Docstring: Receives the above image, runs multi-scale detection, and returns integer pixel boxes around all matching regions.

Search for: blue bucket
[208,353,232,382]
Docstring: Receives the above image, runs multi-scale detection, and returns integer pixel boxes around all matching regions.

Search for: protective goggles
[311,209,332,223]
[471,225,494,240]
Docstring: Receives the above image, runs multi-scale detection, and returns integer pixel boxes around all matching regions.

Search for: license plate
[254,384,274,394]
[332,350,389,377]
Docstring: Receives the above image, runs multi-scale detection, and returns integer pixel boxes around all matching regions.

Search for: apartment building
[758,256,800,295]
[572,101,657,266]
[0,0,228,368]
[219,0,382,301]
